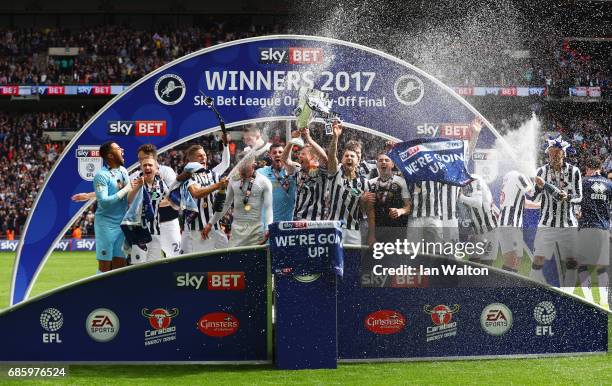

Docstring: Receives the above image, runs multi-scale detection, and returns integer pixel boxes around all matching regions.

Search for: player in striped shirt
[181,142,230,253]
[458,174,499,264]
[327,121,373,245]
[127,155,170,264]
[496,170,534,272]
[366,153,411,245]
[531,135,582,287]
[281,126,329,221]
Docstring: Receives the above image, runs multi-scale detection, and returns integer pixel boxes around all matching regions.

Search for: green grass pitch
[0,251,610,385]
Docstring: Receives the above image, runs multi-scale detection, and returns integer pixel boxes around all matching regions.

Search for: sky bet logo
[174,272,245,290]
[258,47,323,64]
[107,120,166,136]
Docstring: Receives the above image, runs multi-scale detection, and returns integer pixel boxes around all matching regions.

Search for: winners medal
[241,176,255,212]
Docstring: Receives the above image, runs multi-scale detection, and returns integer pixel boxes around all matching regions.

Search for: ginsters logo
[155,74,185,105]
[86,308,120,342]
[142,307,179,346]
[423,304,459,342]
[364,310,406,335]
[197,312,239,337]
[480,303,512,336]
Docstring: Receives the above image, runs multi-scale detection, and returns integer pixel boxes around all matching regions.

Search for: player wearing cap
[531,135,582,288]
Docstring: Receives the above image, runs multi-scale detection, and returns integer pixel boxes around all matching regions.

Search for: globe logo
[533,301,556,325]
[40,308,63,332]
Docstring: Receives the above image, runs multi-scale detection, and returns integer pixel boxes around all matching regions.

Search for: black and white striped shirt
[185,169,221,231]
[293,166,328,221]
[460,176,499,234]
[534,163,582,228]
[440,184,460,221]
[143,175,168,236]
[327,167,367,230]
[499,171,531,227]
[409,181,442,218]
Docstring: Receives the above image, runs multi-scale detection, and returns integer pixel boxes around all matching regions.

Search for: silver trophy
[293,87,340,139]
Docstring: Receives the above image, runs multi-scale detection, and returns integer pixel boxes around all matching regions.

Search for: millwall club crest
[472,149,499,184]
[76,145,102,181]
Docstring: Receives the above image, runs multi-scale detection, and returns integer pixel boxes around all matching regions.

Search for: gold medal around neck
[244,203,252,212]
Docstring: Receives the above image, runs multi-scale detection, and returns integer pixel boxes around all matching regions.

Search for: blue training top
[579,174,612,230]
[93,165,130,226]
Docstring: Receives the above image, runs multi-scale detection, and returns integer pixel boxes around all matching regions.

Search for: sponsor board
[423,304,459,342]
[480,303,512,336]
[364,310,406,335]
[197,312,239,338]
[142,307,179,346]
[86,308,120,342]
[533,301,556,336]
[107,121,167,136]
[75,146,102,181]
[40,308,63,344]
[175,272,245,290]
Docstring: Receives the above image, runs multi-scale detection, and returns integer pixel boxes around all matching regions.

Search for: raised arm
[327,121,342,175]
[212,144,231,176]
[93,174,134,207]
[302,127,328,166]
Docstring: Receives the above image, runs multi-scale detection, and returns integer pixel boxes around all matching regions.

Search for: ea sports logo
[480,303,512,336]
[393,74,424,106]
[155,74,186,105]
[40,308,63,332]
[86,308,120,342]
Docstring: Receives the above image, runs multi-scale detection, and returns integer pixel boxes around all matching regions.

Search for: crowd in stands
[0,111,73,237]
[0,24,286,85]
[0,25,607,91]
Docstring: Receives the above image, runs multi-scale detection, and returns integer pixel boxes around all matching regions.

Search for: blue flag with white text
[388,138,473,186]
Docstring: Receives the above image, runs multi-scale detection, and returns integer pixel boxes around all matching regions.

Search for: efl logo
[107,121,166,136]
[207,272,245,291]
[40,308,63,344]
[364,310,406,335]
[533,301,556,336]
[258,47,323,64]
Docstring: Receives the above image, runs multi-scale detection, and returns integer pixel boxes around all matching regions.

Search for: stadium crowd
[0,24,286,85]
[0,26,607,92]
